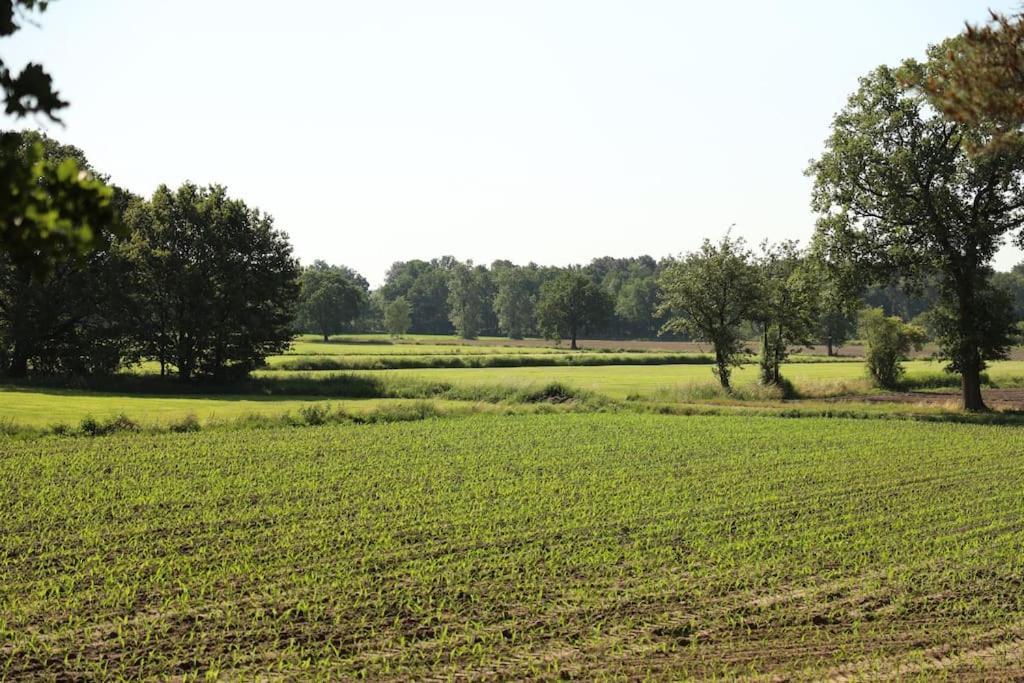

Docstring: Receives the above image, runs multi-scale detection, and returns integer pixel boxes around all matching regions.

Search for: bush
[169,414,202,433]
[299,403,331,425]
[858,308,927,389]
[79,414,140,436]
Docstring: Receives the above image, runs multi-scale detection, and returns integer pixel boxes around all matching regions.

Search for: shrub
[299,403,331,426]
[169,414,202,433]
[858,308,927,389]
[79,414,140,436]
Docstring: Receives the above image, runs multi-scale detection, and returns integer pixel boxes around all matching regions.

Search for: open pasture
[0,387,436,428]
[258,359,1024,400]
[3,413,1023,679]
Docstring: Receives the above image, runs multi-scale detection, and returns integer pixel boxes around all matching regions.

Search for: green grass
[283,340,568,356]
[255,359,1024,399]
[3,413,1024,679]
[0,386,432,427]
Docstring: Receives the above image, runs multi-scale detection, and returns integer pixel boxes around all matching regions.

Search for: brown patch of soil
[839,388,1024,410]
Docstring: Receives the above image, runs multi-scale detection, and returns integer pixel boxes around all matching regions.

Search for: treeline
[4,129,1023,386]
[0,132,298,381]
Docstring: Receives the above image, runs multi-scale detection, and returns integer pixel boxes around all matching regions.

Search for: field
[4,335,1024,679]
[257,359,1024,400]
[4,413,1024,679]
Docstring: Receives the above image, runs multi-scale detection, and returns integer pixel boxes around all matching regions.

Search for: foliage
[657,235,760,389]
[0,6,121,269]
[492,263,536,339]
[297,261,366,341]
[446,261,489,339]
[915,11,1024,153]
[0,135,136,377]
[754,241,819,386]
[536,267,611,350]
[384,296,412,337]
[381,257,457,334]
[809,43,1024,409]
[858,308,927,389]
[124,183,299,381]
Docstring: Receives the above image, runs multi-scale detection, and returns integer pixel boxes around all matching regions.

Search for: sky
[4,0,1022,285]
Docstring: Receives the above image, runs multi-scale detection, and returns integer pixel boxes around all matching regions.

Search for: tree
[991,264,1024,321]
[447,261,487,339]
[125,183,299,381]
[384,297,412,337]
[809,45,1024,410]
[0,135,136,377]
[381,258,454,334]
[0,4,120,269]
[858,308,927,389]
[916,10,1024,153]
[492,265,535,339]
[657,236,760,391]
[298,261,366,342]
[536,267,610,350]
[754,241,819,386]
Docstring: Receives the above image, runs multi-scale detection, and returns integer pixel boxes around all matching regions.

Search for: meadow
[3,335,1024,428]
[3,413,1024,679]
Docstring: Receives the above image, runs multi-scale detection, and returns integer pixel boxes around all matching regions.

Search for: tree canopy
[657,236,760,390]
[536,267,610,350]
[809,43,1024,410]
[125,183,299,381]
[0,4,120,270]
[298,261,366,342]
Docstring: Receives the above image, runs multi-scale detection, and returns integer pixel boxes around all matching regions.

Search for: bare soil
[838,388,1024,410]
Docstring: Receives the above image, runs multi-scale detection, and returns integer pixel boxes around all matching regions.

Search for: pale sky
[4,1,1022,285]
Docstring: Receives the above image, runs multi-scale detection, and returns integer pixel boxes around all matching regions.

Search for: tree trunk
[323,333,330,343]
[7,345,28,378]
[962,352,987,412]
[716,349,731,391]
[826,337,834,357]
[569,324,578,350]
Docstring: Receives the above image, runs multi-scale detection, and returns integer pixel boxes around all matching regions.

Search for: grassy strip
[0,396,600,439]
[273,352,717,371]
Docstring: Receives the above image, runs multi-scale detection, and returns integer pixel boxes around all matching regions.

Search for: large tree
[754,241,819,386]
[381,258,455,334]
[0,3,119,269]
[536,267,610,350]
[125,183,299,381]
[492,264,535,339]
[0,134,136,377]
[446,261,488,339]
[809,44,1024,410]
[298,261,366,342]
[384,296,412,337]
[657,236,760,391]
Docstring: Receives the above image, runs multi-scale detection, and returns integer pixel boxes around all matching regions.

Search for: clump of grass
[78,414,140,436]
[169,414,202,433]
[352,400,440,424]
[299,403,331,425]
[638,381,791,403]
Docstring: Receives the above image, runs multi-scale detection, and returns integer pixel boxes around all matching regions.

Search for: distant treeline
[3,130,1024,383]
[324,256,1024,343]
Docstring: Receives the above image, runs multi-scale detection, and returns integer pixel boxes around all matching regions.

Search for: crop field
[3,413,1024,679]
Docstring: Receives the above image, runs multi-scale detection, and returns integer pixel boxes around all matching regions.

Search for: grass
[0,385,411,427]
[255,359,1024,400]
[3,413,1024,679]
